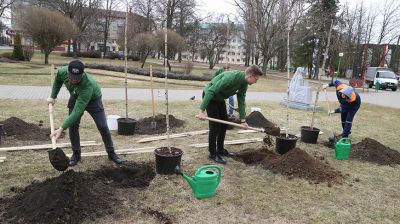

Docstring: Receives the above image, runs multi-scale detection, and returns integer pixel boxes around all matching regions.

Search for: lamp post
[334,52,344,82]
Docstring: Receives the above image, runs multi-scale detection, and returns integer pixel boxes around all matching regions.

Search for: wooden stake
[150,65,155,118]
[67,146,156,157]
[138,130,208,143]
[0,141,99,152]
[189,138,263,148]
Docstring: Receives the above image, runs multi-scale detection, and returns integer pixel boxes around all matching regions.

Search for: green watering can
[334,138,352,160]
[175,165,222,199]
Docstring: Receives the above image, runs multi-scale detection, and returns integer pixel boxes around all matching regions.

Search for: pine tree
[12,33,25,61]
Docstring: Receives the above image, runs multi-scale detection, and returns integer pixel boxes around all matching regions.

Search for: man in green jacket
[197,64,263,164]
[48,60,122,166]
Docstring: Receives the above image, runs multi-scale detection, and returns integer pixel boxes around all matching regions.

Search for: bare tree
[132,0,156,31]
[198,16,229,69]
[38,0,102,55]
[102,0,120,56]
[129,32,156,68]
[154,29,185,70]
[235,0,306,72]
[17,7,77,64]
[0,0,15,18]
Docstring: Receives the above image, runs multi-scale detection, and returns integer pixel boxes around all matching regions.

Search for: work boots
[108,152,123,165]
[209,154,227,164]
[69,151,81,166]
[217,149,235,157]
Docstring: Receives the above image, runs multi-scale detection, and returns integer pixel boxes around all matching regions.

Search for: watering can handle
[195,165,222,186]
[338,138,352,144]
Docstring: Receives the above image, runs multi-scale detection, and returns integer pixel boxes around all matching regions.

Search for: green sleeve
[50,70,63,99]
[236,84,248,119]
[61,87,93,129]
[200,78,231,111]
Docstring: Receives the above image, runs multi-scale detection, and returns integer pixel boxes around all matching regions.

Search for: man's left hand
[50,127,64,140]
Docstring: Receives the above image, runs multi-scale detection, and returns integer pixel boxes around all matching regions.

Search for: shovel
[47,101,69,171]
[150,65,156,129]
[324,89,336,146]
[196,115,280,136]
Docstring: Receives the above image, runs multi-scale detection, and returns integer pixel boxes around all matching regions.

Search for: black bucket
[117,118,136,135]
[300,126,320,144]
[154,147,183,175]
[275,134,298,155]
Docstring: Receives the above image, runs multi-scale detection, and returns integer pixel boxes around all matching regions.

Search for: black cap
[68,60,84,81]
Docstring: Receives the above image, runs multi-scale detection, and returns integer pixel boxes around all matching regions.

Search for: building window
[237,59,240,62]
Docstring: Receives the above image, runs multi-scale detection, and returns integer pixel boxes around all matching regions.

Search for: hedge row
[85,63,212,81]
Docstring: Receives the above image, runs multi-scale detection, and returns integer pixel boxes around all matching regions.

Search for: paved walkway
[1,85,399,108]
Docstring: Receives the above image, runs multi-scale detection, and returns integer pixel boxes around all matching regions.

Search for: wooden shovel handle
[196,115,264,133]
[324,89,331,116]
[150,65,155,118]
[48,103,57,149]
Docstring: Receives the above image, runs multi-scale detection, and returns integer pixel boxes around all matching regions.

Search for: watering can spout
[182,173,196,189]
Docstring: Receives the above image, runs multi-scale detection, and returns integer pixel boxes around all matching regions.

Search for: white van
[365,67,398,91]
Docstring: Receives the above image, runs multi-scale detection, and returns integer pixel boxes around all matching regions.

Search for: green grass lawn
[0,50,306,92]
[0,99,399,223]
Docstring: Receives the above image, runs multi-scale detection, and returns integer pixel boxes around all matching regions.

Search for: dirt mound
[1,164,158,224]
[350,138,400,166]
[94,162,156,188]
[235,148,342,184]
[0,117,54,141]
[1,170,119,224]
[135,114,185,135]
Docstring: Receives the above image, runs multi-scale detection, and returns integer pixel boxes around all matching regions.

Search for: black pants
[204,97,228,154]
[68,97,114,153]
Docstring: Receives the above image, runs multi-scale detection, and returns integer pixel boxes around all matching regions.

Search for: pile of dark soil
[94,162,156,188]
[235,148,342,184]
[0,170,119,224]
[1,165,157,224]
[135,114,185,135]
[350,138,400,166]
[0,117,53,141]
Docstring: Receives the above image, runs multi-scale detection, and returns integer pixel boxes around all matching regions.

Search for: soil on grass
[94,161,156,188]
[1,167,157,224]
[0,117,63,141]
[350,138,400,166]
[142,208,175,224]
[235,148,342,184]
[135,114,185,135]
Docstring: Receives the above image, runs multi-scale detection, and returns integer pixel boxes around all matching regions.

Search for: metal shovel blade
[264,126,281,136]
[48,148,69,171]
[150,120,157,130]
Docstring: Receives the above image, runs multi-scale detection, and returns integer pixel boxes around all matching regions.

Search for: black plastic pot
[117,118,136,135]
[154,147,183,175]
[275,134,298,155]
[300,126,320,144]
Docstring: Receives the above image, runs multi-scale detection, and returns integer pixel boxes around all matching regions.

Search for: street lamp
[334,52,344,82]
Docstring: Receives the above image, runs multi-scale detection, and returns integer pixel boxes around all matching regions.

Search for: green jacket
[50,66,102,129]
[200,70,248,119]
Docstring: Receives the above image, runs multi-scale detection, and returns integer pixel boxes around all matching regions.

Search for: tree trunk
[72,40,78,58]
[45,52,49,64]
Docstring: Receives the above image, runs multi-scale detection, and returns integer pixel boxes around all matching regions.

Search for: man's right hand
[47,97,55,105]
[196,110,207,120]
